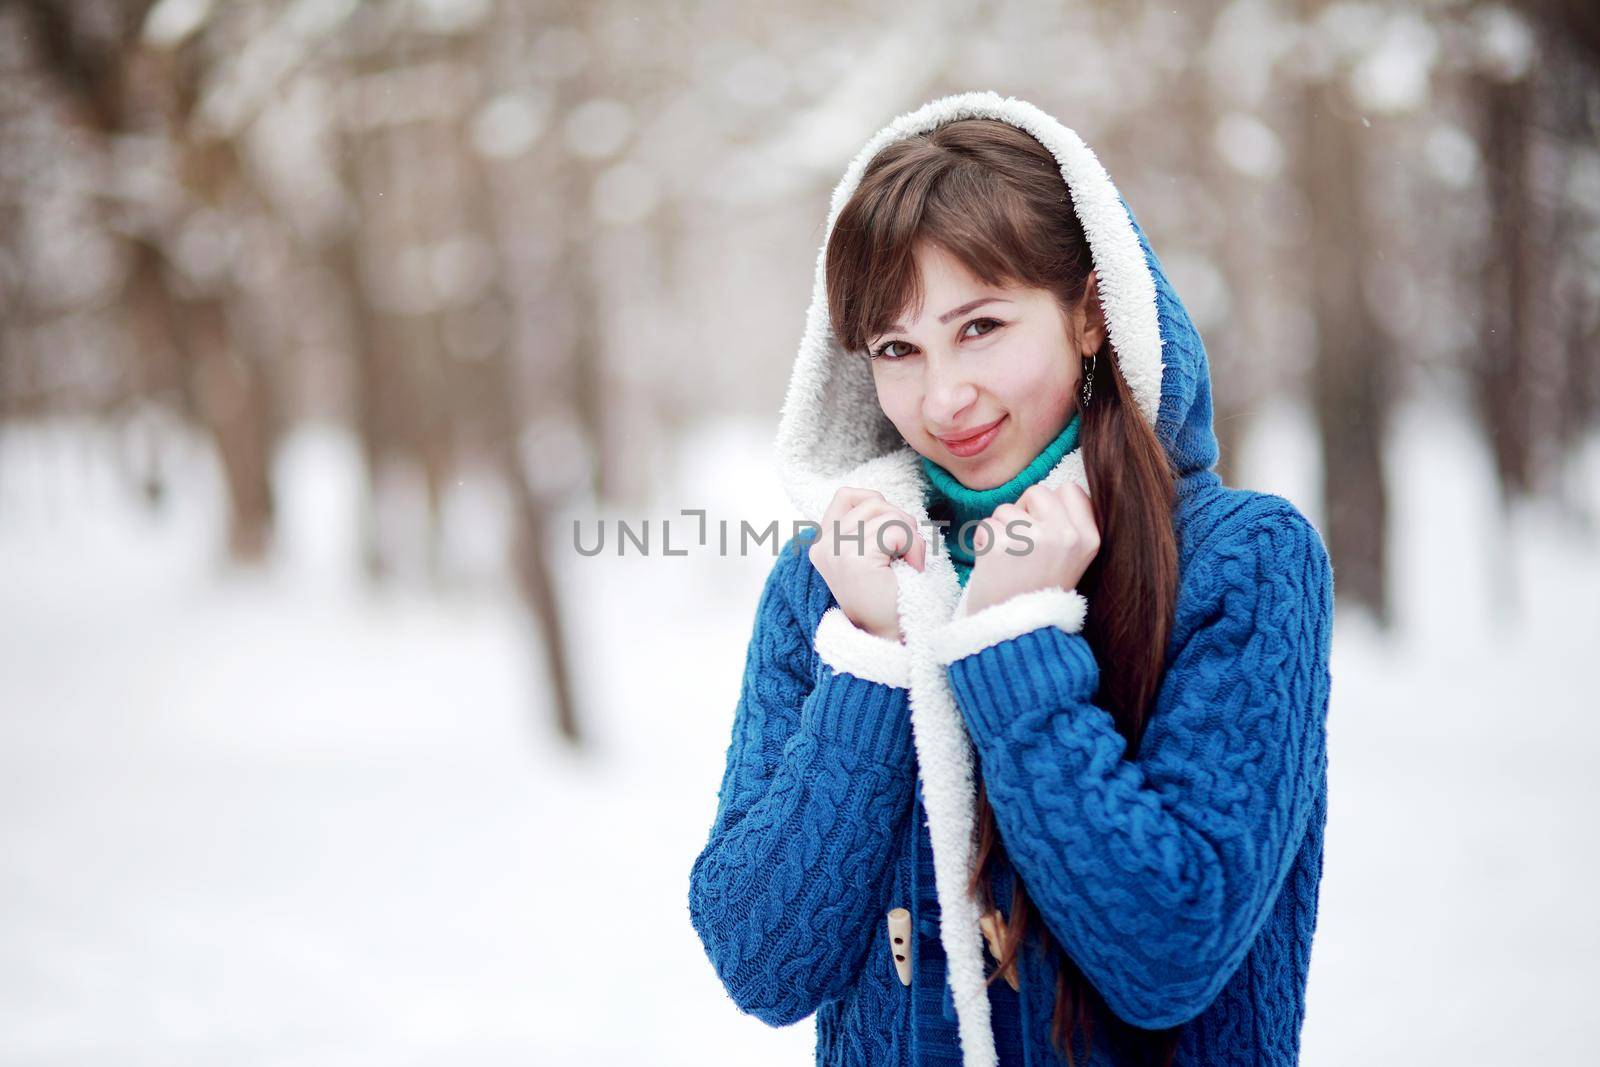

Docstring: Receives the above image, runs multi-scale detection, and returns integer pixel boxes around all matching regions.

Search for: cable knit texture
[948,500,1334,1043]
[689,93,1336,1066]
[691,488,1334,1065]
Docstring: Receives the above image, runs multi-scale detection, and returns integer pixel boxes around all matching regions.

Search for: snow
[1213,111,1287,182]
[141,0,213,49]
[1347,10,1438,115]
[0,401,1594,1064]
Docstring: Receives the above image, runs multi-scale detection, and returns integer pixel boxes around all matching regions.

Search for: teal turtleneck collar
[920,410,1082,587]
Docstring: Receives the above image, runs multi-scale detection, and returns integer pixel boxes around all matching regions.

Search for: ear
[1077,269,1108,357]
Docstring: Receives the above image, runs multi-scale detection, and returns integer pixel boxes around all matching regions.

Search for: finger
[832,498,894,559]
[824,486,884,527]
[1055,481,1099,541]
[901,516,926,571]
[838,502,902,566]
[1019,483,1070,529]
[861,512,903,559]
[974,510,1021,554]
[833,486,882,508]
[842,499,896,540]
[864,511,925,569]
[902,537,925,571]
[888,510,927,571]
[971,516,991,554]
[988,503,1034,552]
[842,498,893,522]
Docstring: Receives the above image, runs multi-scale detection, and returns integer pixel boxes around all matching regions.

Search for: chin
[956,451,1020,491]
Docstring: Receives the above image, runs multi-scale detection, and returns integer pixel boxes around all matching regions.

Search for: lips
[936,414,1007,458]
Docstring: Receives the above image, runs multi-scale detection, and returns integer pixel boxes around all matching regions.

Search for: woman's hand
[808,487,927,642]
[961,482,1099,618]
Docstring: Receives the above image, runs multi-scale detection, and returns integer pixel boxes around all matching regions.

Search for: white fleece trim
[930,587,1089,667]
[814,607,912,689]
[769,92,1163,1067]
[893,552,997,1065]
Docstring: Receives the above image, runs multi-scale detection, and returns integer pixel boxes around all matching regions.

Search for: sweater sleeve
[930,500,1334,1029]
[688,541,917,1027]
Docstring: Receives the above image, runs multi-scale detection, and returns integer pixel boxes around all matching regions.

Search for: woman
[687,92,1334,1067]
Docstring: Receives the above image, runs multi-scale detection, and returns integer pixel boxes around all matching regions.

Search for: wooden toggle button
[886,908,912,986]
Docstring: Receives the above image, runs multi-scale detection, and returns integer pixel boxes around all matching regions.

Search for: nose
[921,352,977,429]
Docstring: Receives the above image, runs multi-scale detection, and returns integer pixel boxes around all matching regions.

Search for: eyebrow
[881,297,1013,335]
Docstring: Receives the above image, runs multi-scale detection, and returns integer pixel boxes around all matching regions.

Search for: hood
[773,92,1220,1066]
[776,92,1220,530]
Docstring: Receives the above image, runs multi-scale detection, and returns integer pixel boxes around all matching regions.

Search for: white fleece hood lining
[774,91,1165,1067]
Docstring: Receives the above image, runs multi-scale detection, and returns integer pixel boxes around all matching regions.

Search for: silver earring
[1079,352,1096,408]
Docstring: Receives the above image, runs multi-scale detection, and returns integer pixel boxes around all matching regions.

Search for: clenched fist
[962,481,1099,617]
[808,487,927,642]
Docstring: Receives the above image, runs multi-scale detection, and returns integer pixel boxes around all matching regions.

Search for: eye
[869,339,914,361]
[868,318,1004,361]
[962,317,1004,339]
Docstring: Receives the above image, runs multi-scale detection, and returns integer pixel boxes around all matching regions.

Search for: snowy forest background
[1,0,1596,1064]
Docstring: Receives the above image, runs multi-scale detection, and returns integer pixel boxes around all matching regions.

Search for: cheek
[994,341,1077,410]
[872,374,923,438]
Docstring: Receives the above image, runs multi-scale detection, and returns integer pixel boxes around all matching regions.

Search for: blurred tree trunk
[326,173,391,582]
[126,239,195,417]
[327,41,395,584]
[458,28,581,747]
[1540,31,1600,473]
[398,118,460,589]
[1301,53,1392,625]
[16,0,278,561]
[1176,0,1256,477]
[1473,71,1539,503]
[186,292,276,559]
[552,0,636,508]
[1513,0,1600,68]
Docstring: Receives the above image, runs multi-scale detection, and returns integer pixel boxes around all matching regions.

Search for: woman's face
[866,241,1105,491]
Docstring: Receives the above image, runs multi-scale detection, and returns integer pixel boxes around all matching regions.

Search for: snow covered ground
[0,401,1594,1065]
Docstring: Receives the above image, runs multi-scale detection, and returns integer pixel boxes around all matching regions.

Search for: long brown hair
[825,118,1181,1066]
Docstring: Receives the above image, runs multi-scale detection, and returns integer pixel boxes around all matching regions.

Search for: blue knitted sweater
[688,93,1335,1066]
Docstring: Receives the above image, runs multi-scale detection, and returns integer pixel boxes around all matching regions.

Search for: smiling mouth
[936,415,1007,458]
